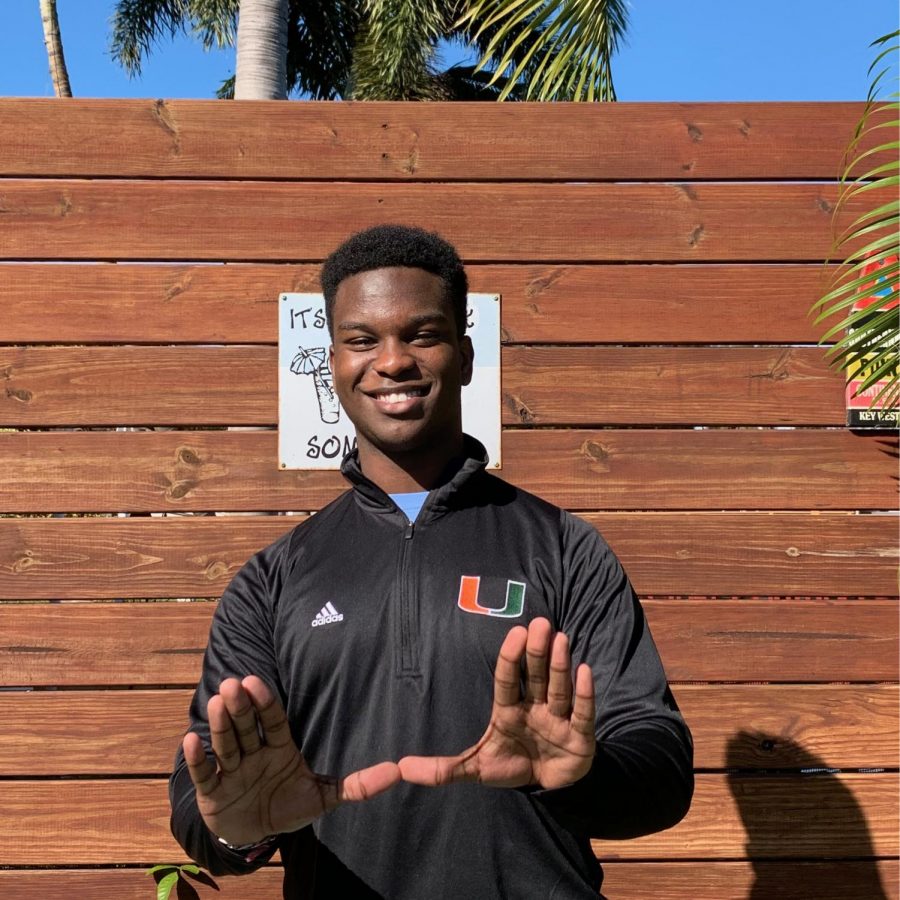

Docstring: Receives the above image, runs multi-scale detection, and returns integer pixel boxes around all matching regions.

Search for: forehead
[332,266,452,325]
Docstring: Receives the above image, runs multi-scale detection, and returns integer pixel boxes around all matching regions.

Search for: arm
[169,545,283,875]
[535,514,693,839]
[398,515,692,840]
[169,538,399,875]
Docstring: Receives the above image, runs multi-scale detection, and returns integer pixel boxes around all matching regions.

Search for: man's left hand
[399,617,595,790]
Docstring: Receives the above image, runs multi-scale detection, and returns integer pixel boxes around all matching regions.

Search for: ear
[460,335,474,387]
[328,344,335,369]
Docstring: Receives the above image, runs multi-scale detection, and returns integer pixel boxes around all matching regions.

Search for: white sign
[278,293,501,470]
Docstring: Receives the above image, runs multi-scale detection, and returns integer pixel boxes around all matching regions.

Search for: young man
[170,225,693,898]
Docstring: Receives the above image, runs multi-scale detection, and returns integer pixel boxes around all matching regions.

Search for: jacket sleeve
[533,513,694,839]
[168,533,292,875]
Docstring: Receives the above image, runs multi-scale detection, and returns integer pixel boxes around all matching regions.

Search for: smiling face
[329,266,474,491]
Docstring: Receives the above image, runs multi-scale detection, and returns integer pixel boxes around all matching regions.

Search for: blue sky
[1,1,897,100]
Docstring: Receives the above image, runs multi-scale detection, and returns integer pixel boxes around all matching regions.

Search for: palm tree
[109,0,628,101]
[234,0,288,98]
[39,0,72,97]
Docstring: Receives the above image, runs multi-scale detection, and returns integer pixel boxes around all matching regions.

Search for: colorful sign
[845,254,898,430]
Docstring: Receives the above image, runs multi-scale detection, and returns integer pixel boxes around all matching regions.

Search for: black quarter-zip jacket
[170,438,693,899]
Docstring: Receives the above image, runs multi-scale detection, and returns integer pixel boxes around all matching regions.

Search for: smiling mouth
[367,387,429,406]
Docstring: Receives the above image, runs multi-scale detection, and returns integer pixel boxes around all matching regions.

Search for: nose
[373,339,416,377]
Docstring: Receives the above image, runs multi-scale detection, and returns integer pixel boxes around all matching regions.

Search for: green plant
[109,0,628,101]
[812,29,899,414]
[146,863,206,900]
[457,0,626,101]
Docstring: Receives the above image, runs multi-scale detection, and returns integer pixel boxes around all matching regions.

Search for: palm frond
[436,62,525,99]
[286,0,358,99]
[190,0,238,50]
[350,0,450,99]
[815,29,899,414]
[110,0,191,75]
[456,0,628,101]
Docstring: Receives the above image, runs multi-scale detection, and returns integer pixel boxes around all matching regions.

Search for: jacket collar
[340,435,489,520]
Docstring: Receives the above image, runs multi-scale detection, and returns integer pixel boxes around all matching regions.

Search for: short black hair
[320,224,468,337]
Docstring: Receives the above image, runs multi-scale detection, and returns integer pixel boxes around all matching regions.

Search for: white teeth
[376,389,423,403]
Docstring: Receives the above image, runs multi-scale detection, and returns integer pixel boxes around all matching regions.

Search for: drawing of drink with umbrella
[291,346,341,424]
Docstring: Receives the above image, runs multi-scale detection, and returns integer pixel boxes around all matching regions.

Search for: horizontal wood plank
[0,263,842,345]
[0,100,883,181]
[1,513,896,600]
[2,774,895,864]
[0,600,894,686]
[0,430,894,513]
[1,685,895,775]
[0,181,877,262]
[1,861,895,900]
[600,861,900,900]
[0,345,850,427]
[594,773,899,861]
[677,684,900,769]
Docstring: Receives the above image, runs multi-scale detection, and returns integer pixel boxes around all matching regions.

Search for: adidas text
[312,602,344,627]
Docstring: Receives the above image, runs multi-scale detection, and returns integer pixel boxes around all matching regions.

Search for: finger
[219,677,263,757]
[242,675,294,750]
[337,761,402,803]
[494,625,527,708]
[571,663,596,738]
[546,630,573,717]
[183,731,219,797]
[208,691,243,775]
[523,617,552,704]
[398,751,480,787]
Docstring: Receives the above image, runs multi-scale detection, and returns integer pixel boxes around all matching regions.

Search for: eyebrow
[336,313,449,332]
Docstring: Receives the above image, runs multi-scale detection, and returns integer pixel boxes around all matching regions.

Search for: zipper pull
[404,520,415,539]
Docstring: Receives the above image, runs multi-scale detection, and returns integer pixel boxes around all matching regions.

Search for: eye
[346,335,376,349]
[412,331,440,345]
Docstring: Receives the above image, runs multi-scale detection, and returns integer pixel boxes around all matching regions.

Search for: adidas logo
[311,602,344,627]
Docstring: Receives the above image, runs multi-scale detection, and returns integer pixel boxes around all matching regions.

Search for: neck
[356,435,465,493]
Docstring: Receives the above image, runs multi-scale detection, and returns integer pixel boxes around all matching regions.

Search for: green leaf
[146,865,177,876]
[458,0,627,102]
[813,28,899,412]
[157,871,179,900]
[180,864,201,874]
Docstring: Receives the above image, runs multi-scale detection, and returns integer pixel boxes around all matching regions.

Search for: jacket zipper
[397,518,419,676]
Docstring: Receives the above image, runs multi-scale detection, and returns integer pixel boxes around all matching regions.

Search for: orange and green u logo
[457,576,526,618]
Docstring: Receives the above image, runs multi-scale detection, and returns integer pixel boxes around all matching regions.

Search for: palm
[184,676,399,846]
[400,618,596,791]
[194,738,324,840]
[109,0,628,101]
[469,694,595,789]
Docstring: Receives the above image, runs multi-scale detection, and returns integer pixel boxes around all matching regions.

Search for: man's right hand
[183,675,400,847]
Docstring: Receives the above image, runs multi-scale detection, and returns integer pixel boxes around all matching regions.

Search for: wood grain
[0,685,894,775]
[3,98,893,896]
[2,774,895,864]
[593,773,899,861]
[0,100,884,181]
[0,181,878,262]
[0,345,849,427]
[0,429,895,513]
[1,861,895,900]
[0,600,894,686]
[600,861,900,900]
[1,513,896,600]
[0,262,842,345]
[676,684,900,769]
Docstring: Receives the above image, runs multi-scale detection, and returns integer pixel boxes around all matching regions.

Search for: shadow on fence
[728,731,887,900]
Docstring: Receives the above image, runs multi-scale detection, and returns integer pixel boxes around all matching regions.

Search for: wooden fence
[0,99,897,899]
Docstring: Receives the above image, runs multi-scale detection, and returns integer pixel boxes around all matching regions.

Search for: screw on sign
[845,253,899,429]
